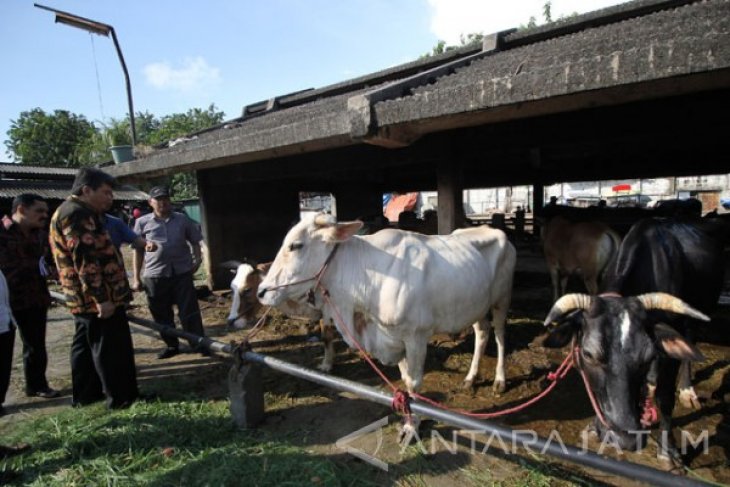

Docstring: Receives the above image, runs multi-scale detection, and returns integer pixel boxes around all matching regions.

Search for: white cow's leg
[463,319,489,389]
[397,336,428,445]
[317,320,336,372]
[491,302,509,394]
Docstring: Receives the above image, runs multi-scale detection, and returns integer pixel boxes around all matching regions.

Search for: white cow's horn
[543,293,593,326]
[636,292,710,321]
[314,213,336,227]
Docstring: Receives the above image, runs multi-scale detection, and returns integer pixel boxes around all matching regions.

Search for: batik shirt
[0,222,52,310]
[49,196,131,314]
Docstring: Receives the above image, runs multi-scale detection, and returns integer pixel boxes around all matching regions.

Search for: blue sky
[0,0,628,160]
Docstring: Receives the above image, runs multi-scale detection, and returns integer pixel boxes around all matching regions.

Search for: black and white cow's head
[543,292,708,449]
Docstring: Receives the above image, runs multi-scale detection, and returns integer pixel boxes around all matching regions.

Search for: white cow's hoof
[462,378,475,390]
[678,388,701,410]
[397,420,420,446]
[658,451,685,474]
[317,362,333,373]
[492,379,506,394]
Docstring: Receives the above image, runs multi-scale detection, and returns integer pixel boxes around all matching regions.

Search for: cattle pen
[48,291,716,487]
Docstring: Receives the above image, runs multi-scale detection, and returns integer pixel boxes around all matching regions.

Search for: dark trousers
[71,307,138,409]
[143,272,204,349]
[0,328,15,405]
[14,307,49,393]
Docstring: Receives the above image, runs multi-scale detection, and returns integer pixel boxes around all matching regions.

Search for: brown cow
[226,261,337,371]
[542,215,621,301]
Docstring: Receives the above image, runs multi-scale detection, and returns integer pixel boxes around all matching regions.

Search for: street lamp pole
[35,3,137,146]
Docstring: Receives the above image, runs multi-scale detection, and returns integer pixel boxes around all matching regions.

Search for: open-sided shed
[107,0,730,288]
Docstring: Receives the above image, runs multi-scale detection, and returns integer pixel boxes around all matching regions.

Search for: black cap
[148,186,170,199]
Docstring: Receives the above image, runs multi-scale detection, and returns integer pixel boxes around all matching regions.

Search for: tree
[148,104,225,200]
[5,109,97,167]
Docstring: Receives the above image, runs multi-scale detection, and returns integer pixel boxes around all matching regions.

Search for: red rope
[320,285,581,420]
[574,347,610,428]
[268,247,607,425]
[641,396,659,427]
[241,306,272,343]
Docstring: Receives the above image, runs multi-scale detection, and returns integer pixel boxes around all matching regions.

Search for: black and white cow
[543,217,728,464]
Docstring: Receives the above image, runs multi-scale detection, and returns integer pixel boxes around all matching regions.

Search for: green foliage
[5,108,97,167]
[5,104,225,198]
[145,104,224,146]
[148,104,225,199]
[421,33,483,59]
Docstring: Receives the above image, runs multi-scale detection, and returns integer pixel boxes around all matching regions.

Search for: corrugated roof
[107,0,730,179]
[0,180,148,201]
[0,163,77,179]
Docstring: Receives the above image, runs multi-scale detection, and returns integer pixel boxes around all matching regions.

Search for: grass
[0,399,378,486]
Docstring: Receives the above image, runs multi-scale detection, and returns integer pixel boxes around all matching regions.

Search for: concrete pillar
[198,168,300,290]
[437,163,463,235]
[532,183,544,236]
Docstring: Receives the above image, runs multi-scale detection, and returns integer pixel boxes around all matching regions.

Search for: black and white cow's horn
[543,293,593,326]
[636,292,710,321]
[314,213,336,227]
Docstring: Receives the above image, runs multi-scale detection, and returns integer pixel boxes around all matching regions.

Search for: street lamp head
[35,4,112,36]
[54,13,111,37]
[35,2,137,148]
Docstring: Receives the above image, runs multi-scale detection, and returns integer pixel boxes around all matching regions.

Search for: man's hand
[145,240,158,252]
[131,279,143,292]
[97,301,116,319]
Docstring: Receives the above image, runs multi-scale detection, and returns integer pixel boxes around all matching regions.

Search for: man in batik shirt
[49,168,138,409]
[0,193,58,399]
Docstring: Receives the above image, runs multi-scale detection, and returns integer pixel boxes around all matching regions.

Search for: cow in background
[258,213,516,439]
[542,215,622,301]
[543,217,728,466]
[225,261,337,371]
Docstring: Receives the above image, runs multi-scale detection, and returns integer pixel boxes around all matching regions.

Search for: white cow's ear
[328,221,364,242]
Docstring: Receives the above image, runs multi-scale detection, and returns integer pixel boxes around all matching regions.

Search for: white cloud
[427,0,631,45]
[143,56,221,93]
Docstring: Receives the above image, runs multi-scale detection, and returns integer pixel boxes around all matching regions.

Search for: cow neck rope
[263,244,340,301]
[318,287,598,422]
[241,306,272,345]
[574,344,611,429]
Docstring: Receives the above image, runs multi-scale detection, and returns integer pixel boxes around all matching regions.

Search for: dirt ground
[2,249,729,485]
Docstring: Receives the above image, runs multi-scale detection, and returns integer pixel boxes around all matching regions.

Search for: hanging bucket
[110,145,134,164]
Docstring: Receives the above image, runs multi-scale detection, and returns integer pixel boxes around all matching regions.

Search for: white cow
[226,261,336,371]
[258,213,516,435]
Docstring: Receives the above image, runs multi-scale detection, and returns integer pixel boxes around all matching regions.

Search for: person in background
[0,194,59,399]
[49,168,138,409]
[132,186,208,359]
[102,211,155,252]
[0,268,17,416]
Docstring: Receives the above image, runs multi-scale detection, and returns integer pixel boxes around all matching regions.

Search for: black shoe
[26,387,60,399]
[195,346,212,357]
[157,347,179,359]
[0,405,5,417]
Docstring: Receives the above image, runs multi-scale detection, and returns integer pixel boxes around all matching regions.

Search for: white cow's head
[258,213,362,307]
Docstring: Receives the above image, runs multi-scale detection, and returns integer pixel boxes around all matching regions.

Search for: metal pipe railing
[48,291,710,486]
